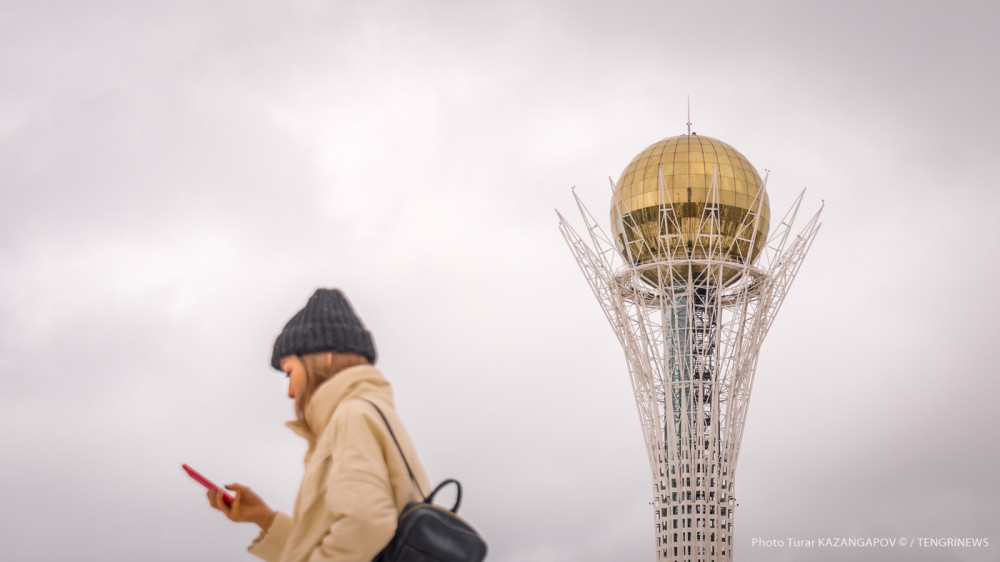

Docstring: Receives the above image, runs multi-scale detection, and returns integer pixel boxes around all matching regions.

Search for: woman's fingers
[207,488,226,512]
[226,483,257,507]
[224,483,241,511]
[209,482,273,529]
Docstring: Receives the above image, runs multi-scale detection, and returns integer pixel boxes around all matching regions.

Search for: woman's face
[279,355,307,401]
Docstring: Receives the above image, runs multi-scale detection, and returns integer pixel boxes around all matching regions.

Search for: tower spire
[687,95,692,135]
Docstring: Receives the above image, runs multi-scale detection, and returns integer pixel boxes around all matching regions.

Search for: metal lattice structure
[557,137,821,561]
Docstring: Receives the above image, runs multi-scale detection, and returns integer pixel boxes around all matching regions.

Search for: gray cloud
[2,1,997,561]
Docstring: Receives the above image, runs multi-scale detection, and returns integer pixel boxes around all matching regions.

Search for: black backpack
[363,400,488,562]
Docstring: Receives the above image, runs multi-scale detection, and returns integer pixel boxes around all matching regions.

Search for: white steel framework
[557,171,822,561]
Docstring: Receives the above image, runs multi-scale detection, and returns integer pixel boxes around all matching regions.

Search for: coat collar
[285,364,394,447]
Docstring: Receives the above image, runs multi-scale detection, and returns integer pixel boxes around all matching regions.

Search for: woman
[208,288,431,562]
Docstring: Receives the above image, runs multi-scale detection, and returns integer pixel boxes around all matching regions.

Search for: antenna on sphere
[687,95,692,135]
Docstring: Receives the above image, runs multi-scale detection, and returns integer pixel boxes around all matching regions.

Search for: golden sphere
[610,134,771,286]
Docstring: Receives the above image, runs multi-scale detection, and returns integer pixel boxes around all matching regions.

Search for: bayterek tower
[557,130,822,561]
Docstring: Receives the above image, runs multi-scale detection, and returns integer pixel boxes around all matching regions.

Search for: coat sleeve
[307,402,399,562]
[247,511,294,562]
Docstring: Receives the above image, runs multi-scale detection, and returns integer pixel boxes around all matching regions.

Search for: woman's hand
[208,483,277,531]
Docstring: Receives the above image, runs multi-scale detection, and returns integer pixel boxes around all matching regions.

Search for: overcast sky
[2,1,998,561]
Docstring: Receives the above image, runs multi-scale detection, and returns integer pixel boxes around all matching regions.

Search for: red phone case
[182,464,233,506]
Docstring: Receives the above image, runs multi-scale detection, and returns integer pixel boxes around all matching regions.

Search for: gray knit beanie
[270,288,377,369]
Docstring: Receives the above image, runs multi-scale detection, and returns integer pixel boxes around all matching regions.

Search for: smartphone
[182,463,233,506]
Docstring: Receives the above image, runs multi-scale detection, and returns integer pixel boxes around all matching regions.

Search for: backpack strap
[359,398,427,500]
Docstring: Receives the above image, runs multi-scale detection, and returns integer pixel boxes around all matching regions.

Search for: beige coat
[248,365,430,562]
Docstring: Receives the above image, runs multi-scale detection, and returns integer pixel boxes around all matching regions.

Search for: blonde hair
[295,351,369,425]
